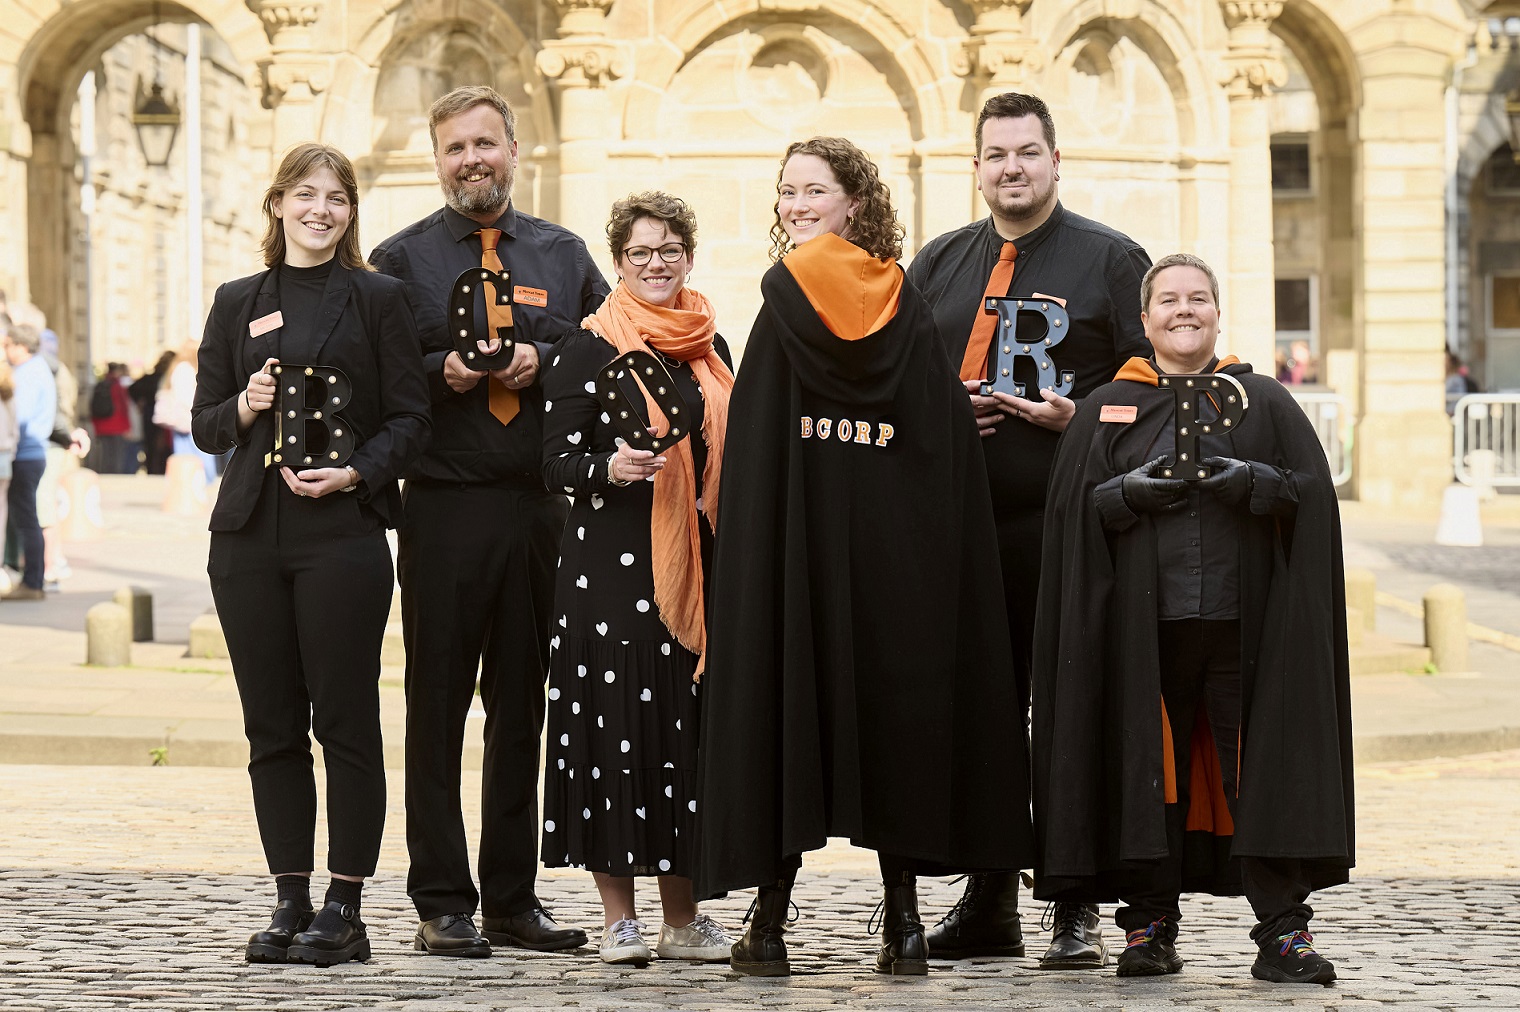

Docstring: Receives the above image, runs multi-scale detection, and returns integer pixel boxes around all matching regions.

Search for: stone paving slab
[0,753,1516,1009]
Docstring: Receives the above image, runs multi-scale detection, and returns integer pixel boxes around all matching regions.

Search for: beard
[441,163,513,218]
[983,175,1056,225]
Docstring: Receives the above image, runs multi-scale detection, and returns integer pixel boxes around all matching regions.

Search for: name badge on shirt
[249,311,284,338]
[1099,404,1137,424]
[514,286,548,308]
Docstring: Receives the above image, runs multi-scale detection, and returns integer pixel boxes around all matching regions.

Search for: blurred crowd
[0,288,221,599]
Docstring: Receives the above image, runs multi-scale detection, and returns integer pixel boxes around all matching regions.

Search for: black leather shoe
[480,907,587,951]
[1251,930,1335,985]
[872,872,929,976]
[414,912,492,958]
[245,899,314,963]
[731,877,795,976]
[286,901,371,967]
[1039,902,1108,969]
[925,872,1025,959]
[1115,917,1182,977]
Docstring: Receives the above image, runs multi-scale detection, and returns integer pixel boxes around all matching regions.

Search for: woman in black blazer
[191,142,430,967]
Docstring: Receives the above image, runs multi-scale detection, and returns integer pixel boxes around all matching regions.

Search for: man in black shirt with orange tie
[371,85,608,958]
[907,92,1151,969]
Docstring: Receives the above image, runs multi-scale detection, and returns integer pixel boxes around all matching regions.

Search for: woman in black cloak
[692,137,1036,976]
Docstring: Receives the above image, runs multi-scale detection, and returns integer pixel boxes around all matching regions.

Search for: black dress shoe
[245,899,314,963]
[1251,930,1335,985]
[286,901,371,967]
[414,913,492,958]
[1038,902,1108,969]
[925,872,1025,959]
[1115,917,1182,977]
[480,907,587,951]
[873,873,928,976]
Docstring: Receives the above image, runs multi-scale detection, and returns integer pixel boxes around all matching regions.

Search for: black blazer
[191,263,431,532]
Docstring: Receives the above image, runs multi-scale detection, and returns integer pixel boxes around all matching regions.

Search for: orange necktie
[477,227,518,425]
[959,241,1017,383]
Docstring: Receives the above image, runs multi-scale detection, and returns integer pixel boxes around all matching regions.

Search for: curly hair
[768,137,904,263]
[606,191,699,261]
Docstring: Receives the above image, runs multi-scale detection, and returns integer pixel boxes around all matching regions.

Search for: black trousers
[399,482,568,921]
[8,459,45,589]
[209,480,392,876]
[1117,620,1313,944]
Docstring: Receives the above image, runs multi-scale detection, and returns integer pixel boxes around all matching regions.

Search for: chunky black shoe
[414,912,492,957]
[1115,916,1182,977]
[730,877,795,977]
[925,873,1025,959]
[1251,930,1336,985]
[245,899,314,963]
[871,872,929,976]
[481,906,588,951]
[1038,902,1107,969]
[286,901,371,967]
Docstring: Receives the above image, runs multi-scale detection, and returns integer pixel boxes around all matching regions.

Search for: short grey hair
[7,321,39,353]
[1141,253,1219,313]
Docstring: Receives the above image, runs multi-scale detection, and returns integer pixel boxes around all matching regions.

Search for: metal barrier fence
[1453,393,1520,488]
[1289,391,1353,487]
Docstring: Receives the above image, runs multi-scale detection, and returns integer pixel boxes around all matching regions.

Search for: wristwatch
[341,466,360,492]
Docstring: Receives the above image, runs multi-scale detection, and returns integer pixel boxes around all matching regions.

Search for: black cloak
[691,241,1036,900]
[1031,360,1354,901]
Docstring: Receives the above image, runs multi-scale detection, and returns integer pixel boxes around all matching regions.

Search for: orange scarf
[583,284,733,677]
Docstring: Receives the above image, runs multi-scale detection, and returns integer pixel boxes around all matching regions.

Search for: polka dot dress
[538,328,726,878]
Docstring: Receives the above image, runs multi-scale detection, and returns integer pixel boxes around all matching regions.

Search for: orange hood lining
[782,232,902,342]
[1115,355,1241,386]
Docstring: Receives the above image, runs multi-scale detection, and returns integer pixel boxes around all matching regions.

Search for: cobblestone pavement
[1374,542,1520,597]
[2,752,1517,1010]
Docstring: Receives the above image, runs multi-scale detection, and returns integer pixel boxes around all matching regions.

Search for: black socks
[275,874,311,908]
[325,877,363,912]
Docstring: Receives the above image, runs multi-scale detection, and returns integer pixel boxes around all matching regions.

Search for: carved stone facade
[0,0,1508,510]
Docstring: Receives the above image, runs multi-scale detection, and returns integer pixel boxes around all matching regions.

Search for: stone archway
[12,0,270,373]
[1268,0,1362,394]
[1034,0,1221,282]
[622,6,935,354]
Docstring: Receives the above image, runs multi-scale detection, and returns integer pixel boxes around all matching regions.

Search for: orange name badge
[513,286,548,308]
[1099,404,1138,424]
[1031,291,1068,308]
[249,311,284,338]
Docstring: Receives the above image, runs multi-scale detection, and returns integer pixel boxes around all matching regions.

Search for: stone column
[1349,17,1462,512]
[1218,1,1286,372]
[954,0,1042,112]
[247,0,332,152]
[536,0,624,243]
[0,60,32,304]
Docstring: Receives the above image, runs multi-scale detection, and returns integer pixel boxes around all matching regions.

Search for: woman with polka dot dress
[539,192,735,967]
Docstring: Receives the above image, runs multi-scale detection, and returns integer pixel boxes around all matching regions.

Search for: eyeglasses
[621,243,687,266]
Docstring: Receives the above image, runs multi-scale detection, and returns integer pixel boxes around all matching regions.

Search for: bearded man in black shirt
[371,86,609,958]
[907,92,1151,970]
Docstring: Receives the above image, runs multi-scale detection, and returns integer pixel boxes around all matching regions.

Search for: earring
[847,215,855,225]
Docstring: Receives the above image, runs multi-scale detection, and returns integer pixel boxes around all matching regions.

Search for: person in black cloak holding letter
[692,136,1036,977]
[1031,252,1353,986]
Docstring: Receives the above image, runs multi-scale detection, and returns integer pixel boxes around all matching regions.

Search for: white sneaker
[599,918,651,966]
[656,913,733,962]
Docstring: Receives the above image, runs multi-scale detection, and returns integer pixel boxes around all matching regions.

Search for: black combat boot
[1039,901,1108,969]
[873,871,929,975]
[925,872,1025,959]
[730,873,795,977]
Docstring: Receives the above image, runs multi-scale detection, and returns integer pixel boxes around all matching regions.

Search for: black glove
[1199,456,1254,508]
[1121,455,1188,515]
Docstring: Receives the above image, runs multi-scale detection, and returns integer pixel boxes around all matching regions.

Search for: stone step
[190,608,405,669]
[1351,631,1433,677]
